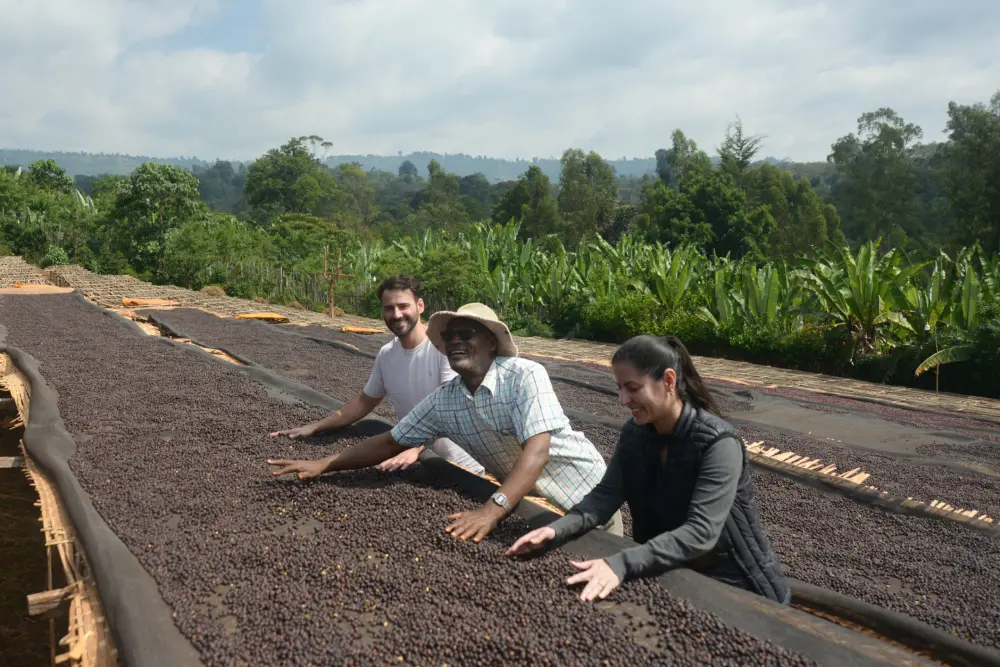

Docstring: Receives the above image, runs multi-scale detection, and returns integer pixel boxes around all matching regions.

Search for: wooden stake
[311,246,355,317]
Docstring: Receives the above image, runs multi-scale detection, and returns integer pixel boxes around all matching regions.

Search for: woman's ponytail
[662,336,721,415]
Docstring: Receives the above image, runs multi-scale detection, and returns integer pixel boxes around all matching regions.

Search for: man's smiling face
[442,317,497,376]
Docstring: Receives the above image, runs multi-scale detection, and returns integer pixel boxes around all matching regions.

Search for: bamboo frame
[0,353,118,667]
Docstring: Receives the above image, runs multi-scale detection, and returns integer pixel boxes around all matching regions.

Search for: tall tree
[655,130,713,186]
[718,117,765,188]
[458,173,495,221]
[492,165,561,239]
[638,168,773,260]
[108,162,205,273]
[557,149,618,246]
[939,90,1000,252]
[742,163,845,258]
[245,136,341,221]
[27,159,74,194]
[400,160,470,236]
[828,108,923,249]
[398,160,419,181]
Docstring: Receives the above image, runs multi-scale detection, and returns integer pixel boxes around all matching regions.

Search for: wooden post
[311,246,355,318]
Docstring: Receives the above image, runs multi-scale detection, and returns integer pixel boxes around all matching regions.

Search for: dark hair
[377,275,421,302]
[612,335,722,416]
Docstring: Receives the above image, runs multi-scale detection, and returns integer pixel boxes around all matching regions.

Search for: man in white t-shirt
[268,276,484,474]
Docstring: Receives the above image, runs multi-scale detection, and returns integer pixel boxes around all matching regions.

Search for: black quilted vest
[619,403,791,604]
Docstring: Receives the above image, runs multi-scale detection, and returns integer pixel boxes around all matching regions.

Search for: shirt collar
[459,357,501,399]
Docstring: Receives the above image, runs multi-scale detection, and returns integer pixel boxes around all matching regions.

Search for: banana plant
[802,241,926,358]
[978,252,1000,308]
[902,257,952,342]
[631,244,703,313]
[949,265,981,332]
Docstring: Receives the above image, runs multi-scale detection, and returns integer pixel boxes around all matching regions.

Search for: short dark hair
[377,275,421,302]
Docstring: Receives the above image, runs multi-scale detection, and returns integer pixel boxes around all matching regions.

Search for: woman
[506,335,790,604]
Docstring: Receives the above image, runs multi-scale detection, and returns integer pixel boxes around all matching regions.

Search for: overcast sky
[2,0,998,163]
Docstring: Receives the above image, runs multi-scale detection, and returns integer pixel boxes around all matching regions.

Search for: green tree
[718,117,765,188]
[458,173,495,221]
[26,159,74,194]
[160,214,271,289]
[492,166,561,239]
[400,160,471,235]
[269,213,353,265]
[332,163,380,226]
[742,163,845,258]
[939,90,1000,252]
[639,169,773,259]
[828,108,923,249]
[193,160,247,214]
[107,162,205,273]
[655,130,713,186]
[245,136,342,221]
[557,149,618,246]
[398,160,419,181]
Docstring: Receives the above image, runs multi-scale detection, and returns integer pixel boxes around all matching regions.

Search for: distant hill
[0,147,820,184]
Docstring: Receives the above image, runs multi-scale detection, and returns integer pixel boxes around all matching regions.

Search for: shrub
[201,285,227,297]
[659,309,724,355]
[506,313,554,338]
[39,246,70,268]
[415,246,482,313]
[579,291,664,344]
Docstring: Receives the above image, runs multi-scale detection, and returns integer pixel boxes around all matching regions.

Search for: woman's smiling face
[612,361,676,425]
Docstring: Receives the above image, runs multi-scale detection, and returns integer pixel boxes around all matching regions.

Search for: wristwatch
[490,491,512,514]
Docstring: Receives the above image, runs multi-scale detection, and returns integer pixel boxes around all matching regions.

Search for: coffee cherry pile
[129,300,1000,652]
[141,308,397,421]
[0,294,815,666]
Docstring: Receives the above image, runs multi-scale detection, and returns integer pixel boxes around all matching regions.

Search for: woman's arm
[604,437,743,582]
[546,439,628,545]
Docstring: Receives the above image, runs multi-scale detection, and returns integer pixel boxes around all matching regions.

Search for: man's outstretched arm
[445,432,550,542]
[268,430,405,479]
[269,392,383,439]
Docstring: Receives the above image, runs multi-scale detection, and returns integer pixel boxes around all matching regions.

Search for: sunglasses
[442,327,480,342]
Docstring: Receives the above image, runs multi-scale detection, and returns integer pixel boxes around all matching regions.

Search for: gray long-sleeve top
[548,413,744,583]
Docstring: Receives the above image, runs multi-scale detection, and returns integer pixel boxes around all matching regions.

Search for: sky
[1,0,998,163]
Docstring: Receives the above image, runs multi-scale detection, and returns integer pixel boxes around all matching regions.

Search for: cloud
[1,0,998,164]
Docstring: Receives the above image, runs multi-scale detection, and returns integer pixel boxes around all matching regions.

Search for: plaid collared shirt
[390,356,607,512]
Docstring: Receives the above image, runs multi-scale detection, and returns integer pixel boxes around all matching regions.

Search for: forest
[1,92,998,397]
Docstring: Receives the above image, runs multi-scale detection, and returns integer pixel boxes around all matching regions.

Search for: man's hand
[505,526,556,557]
[565,559,620,602]
[267,458,328,480]
[444,503,506,543]
[268,423,317,439]
[376,446,423,472]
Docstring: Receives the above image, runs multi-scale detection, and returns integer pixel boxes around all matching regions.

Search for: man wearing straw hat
[269,303,621,543]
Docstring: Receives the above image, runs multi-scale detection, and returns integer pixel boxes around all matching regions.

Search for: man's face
[381,289,423,338]
[442,318,497,375]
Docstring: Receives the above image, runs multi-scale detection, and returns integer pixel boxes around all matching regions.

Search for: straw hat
[427,303,519,358]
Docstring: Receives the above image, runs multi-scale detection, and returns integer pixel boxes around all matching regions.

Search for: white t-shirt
[363,337,456,417]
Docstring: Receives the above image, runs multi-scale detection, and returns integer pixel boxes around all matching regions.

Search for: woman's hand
[566,559,620,602]
[505,527,556,557]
